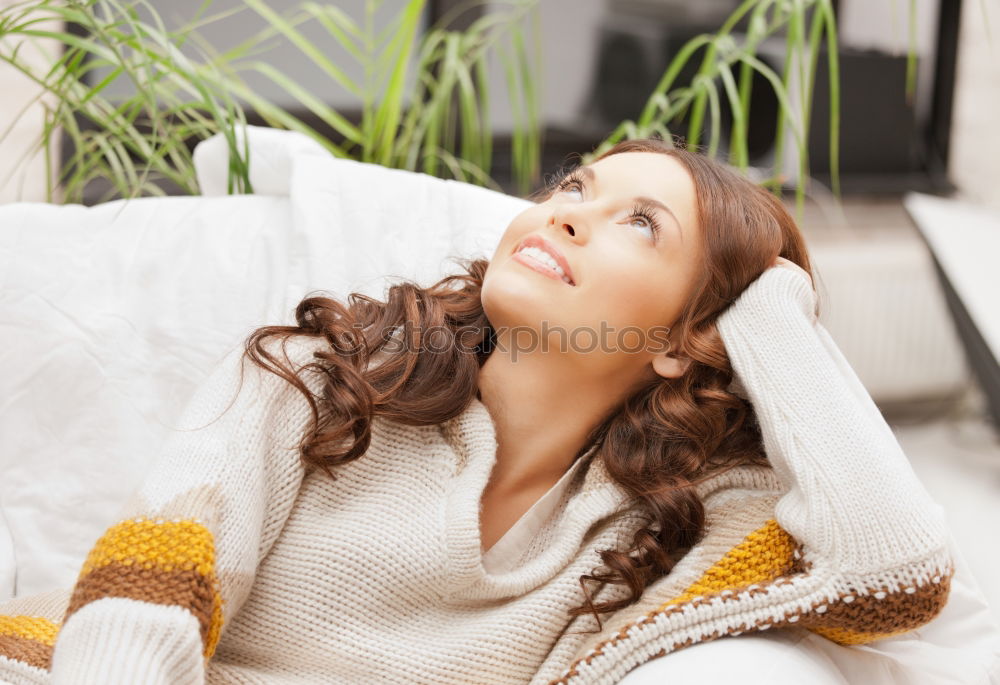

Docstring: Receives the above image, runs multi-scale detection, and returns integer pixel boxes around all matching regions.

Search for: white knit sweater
[0,265,953,685]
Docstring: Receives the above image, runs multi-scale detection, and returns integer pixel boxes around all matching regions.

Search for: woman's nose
[550,205,584,239]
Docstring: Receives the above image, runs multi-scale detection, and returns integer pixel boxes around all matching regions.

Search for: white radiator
[808,234,969,405]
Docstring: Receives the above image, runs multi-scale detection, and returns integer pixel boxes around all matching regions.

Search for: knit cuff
[50,598,205,685]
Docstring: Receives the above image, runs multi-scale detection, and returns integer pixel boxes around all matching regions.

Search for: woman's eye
[629,217,653,237]
[554,173,585,199]
[559,182,582,198]
[624,211,659,241]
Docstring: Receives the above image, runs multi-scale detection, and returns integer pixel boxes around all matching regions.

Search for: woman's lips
[512,250,575,285]
[512,234,576,285]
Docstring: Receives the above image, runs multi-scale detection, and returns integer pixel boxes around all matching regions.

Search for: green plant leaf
[241,0,363,98]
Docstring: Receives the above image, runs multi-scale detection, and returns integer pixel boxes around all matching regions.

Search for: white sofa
[1,126,998,684]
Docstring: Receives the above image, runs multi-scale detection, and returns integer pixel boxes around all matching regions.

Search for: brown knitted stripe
[0,633,53,671]
[796,571,954,644]
[65,562,216,648]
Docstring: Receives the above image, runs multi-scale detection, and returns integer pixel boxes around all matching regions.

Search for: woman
[0,139,952,684]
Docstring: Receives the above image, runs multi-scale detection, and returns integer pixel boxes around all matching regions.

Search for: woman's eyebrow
[576,165,684,243]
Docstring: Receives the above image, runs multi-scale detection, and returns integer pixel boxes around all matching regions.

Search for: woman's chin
[485,264,570,303]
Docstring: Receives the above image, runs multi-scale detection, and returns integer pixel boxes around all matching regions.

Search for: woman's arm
[715,264,952,633]
[43,335,327,684]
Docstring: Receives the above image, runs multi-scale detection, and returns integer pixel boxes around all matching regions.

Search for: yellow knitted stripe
[71,518,224,659]
[79,518,216,576]
[0,616,59,646]
[809,624,916,645]
[659,518,796,609]
[206,598,223,658]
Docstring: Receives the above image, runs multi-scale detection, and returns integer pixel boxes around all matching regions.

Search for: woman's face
[482,151,703,381]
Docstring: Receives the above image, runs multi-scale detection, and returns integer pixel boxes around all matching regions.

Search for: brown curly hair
[241,137,814,632]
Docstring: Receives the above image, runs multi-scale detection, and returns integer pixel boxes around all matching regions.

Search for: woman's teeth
[517,245,573,284]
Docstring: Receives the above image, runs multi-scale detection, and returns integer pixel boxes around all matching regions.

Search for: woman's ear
[652,353,691,379]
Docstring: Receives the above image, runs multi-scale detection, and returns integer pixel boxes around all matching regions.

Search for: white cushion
[0,125,529,600]
[619,631,849,685]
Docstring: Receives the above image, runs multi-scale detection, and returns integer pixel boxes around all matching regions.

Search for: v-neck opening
[438,396,629,601]
[480,453,590,570]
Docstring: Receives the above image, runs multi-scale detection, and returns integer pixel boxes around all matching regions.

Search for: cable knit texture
[0,266,953,684]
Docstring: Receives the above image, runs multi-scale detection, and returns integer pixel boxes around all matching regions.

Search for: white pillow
[0,125,530,600]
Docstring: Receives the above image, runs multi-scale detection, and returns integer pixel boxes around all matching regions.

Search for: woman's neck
[475,347,648,493]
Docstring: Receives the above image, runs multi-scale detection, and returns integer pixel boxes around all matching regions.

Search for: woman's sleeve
[715,266,953,636]
[45,334,329,684]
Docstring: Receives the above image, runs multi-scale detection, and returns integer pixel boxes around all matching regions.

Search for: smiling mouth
[512,247,575,285]
[512,237,576,285]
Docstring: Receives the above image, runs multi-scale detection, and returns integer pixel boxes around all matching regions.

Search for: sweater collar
[437,397,633,601]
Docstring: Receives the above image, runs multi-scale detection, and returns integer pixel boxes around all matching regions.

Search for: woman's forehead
[589,151,692,185]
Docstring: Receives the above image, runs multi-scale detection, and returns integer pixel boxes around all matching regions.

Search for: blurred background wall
[6,0,996,201]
